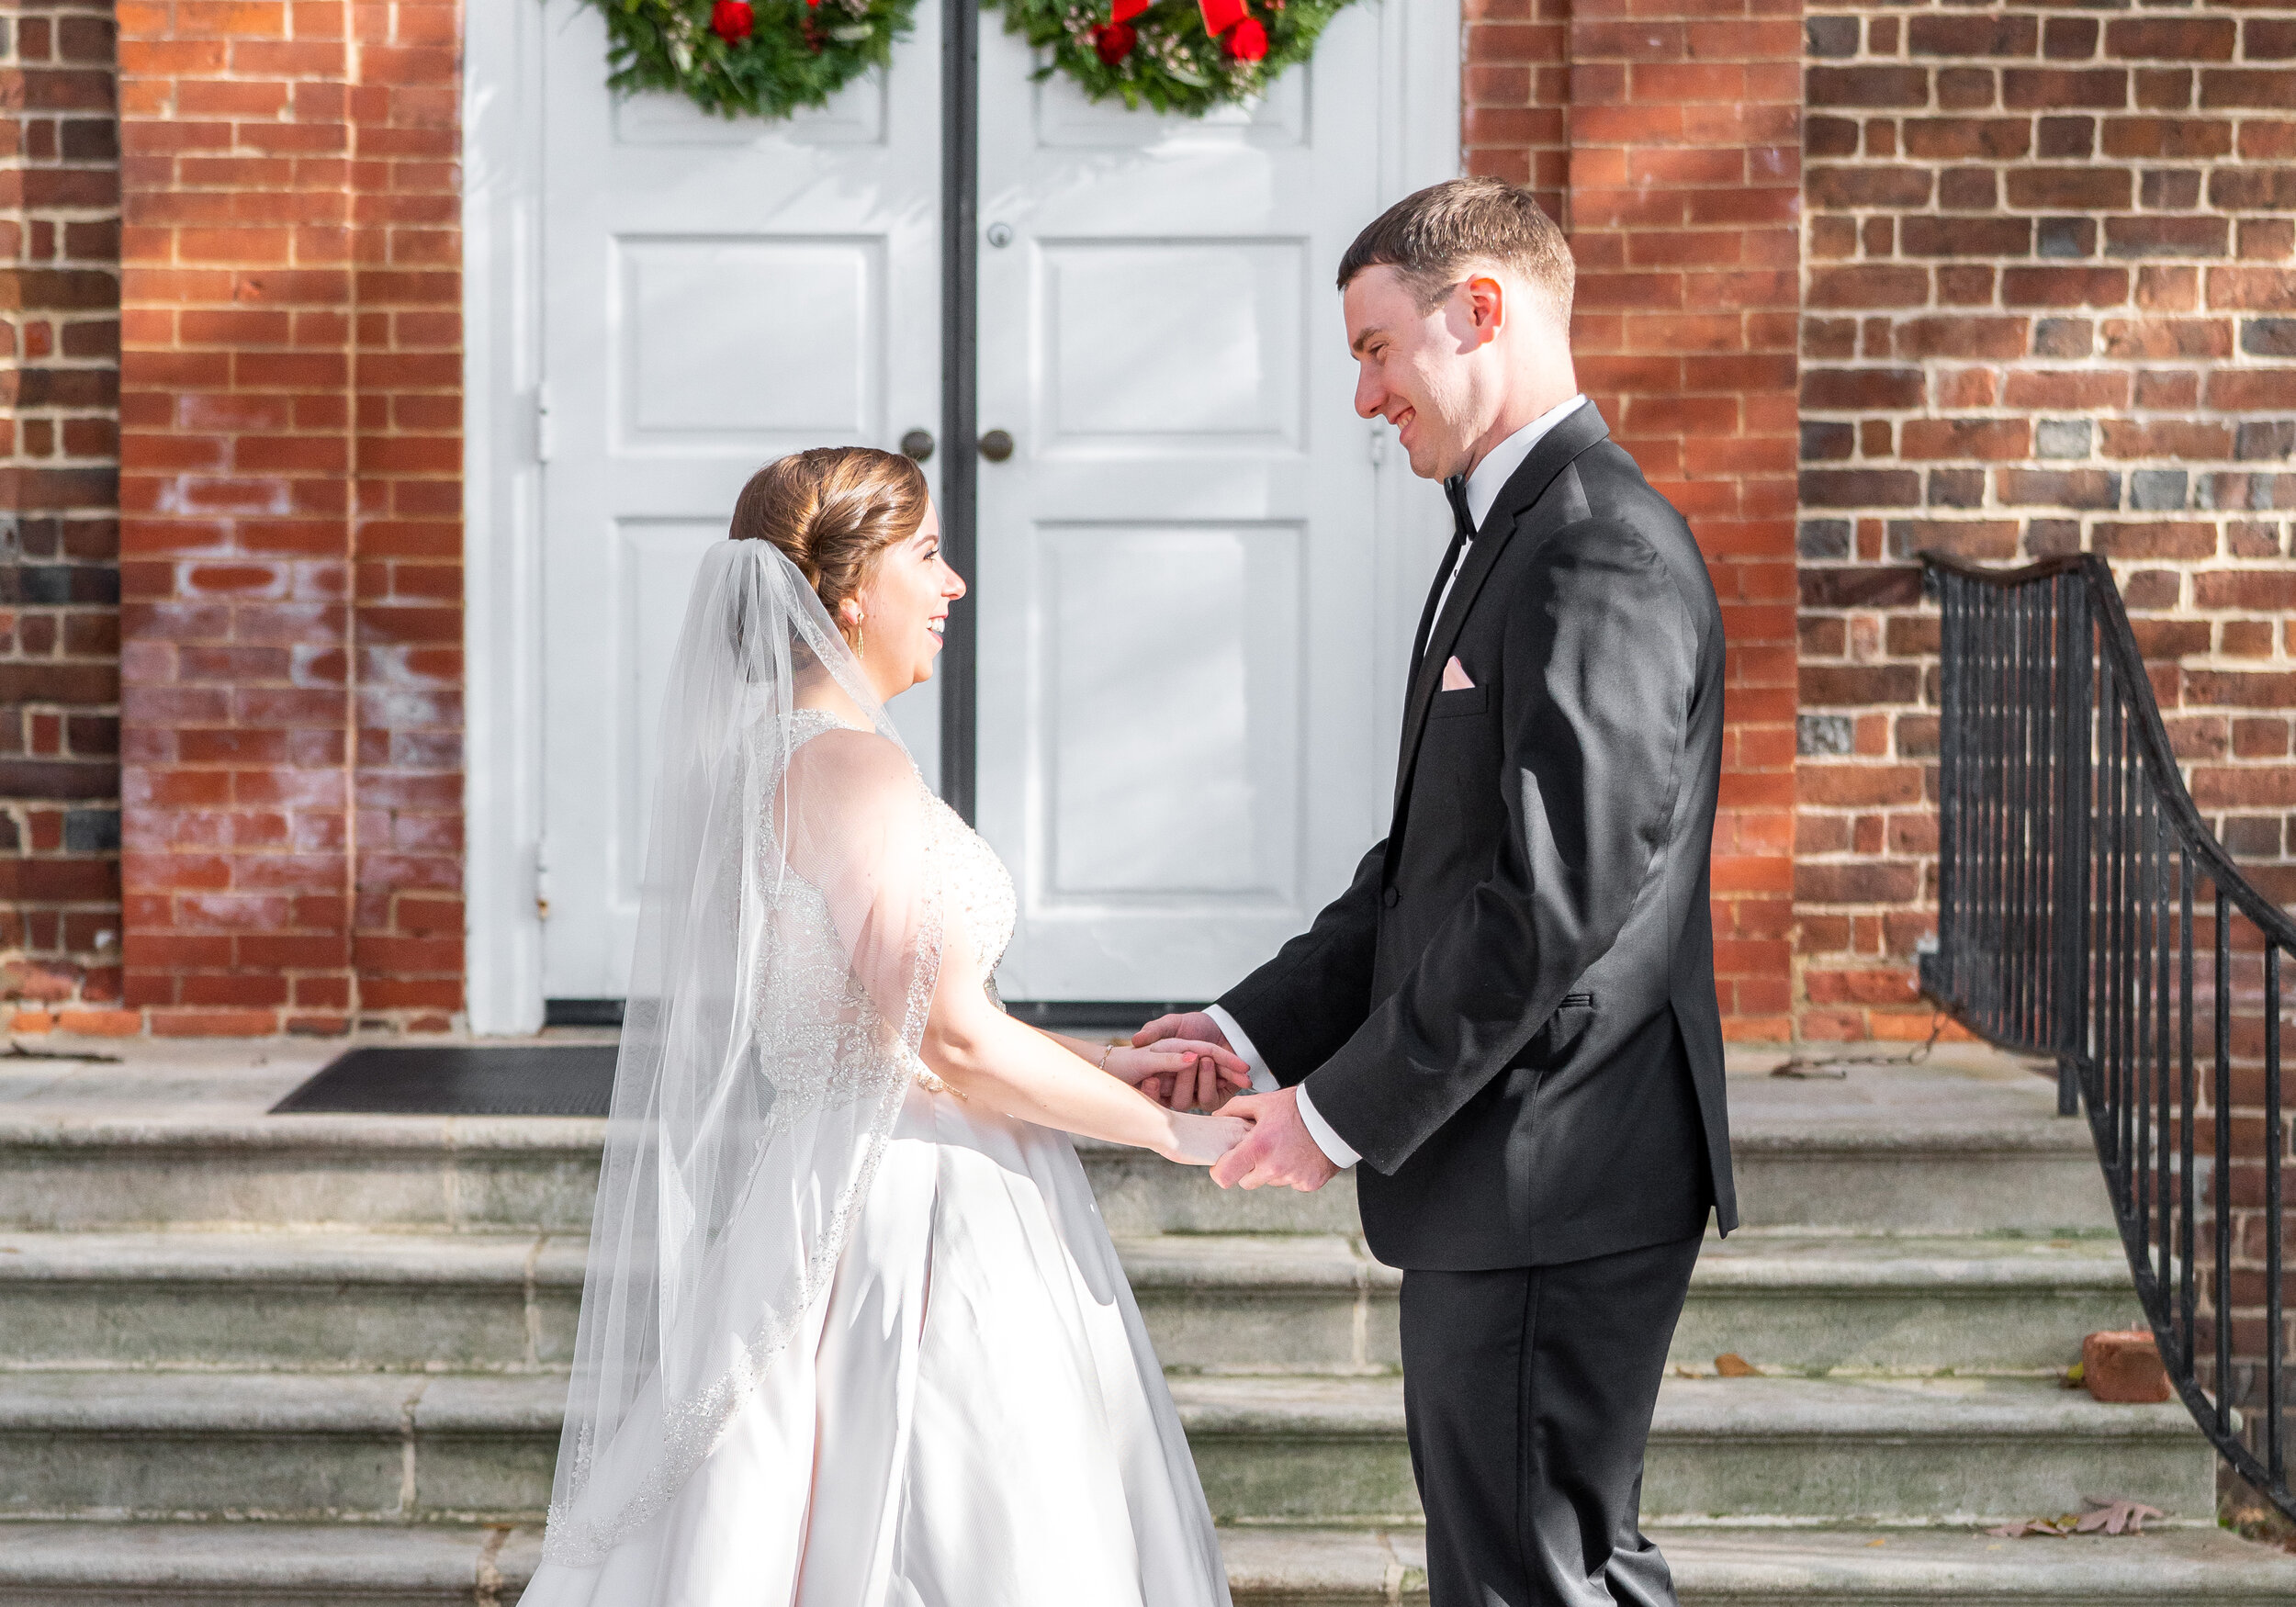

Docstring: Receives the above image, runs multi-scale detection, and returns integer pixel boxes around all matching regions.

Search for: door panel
[974,17,1388,1000]
[1035,520,1301,906]
[537,6,941,999]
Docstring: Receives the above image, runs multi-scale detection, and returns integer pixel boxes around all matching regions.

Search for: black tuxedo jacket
[1221,404,1735,1270]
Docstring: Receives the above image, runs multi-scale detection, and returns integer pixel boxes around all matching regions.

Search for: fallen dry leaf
[1714,1353,1761,1377]
[2075,1496,2164,1536]
[1986,1497,2163,1539]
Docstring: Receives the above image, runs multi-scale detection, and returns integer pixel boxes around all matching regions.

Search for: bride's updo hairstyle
[729,446,930,622]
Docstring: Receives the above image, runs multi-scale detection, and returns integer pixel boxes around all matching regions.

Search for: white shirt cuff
[1204,1004,1360,1170]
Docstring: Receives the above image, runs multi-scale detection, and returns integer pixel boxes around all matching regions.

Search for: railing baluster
[2063,576,2090,1114]
[2149,808,2167,1304]
[1982,586,2003,1031]
[1938,574,1962,1006]
[2026,583,2046,1045]
[2269,941,2285,1485]
[2101,680,2118,1157]
[2179,853,2196,1370]
[2136,775,2155,1248]
[2012,584,2032,1042]
[2120,691,2137,1197]
[2218,884,2234,1441]
[2110,681,2130,1184]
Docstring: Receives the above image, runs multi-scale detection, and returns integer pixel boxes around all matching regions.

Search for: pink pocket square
[1441,656,1475,691]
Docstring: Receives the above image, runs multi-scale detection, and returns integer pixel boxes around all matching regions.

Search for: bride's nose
[942,563,967,601]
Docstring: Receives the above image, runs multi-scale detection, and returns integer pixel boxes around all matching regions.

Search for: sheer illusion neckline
[790,704,872,739]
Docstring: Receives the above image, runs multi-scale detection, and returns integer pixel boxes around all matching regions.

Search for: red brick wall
[1469,0,1806,1039]
[1464,0,1570,225]
[1795,0,2296,1041]
[116,0,463,1036]
[1,0,126,1032]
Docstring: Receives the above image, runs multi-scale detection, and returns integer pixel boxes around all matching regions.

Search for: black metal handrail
[1922,550,2290,1522]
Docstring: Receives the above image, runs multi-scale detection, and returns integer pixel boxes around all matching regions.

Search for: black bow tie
[1415,477,1478,672]
[1443,475,1476,545]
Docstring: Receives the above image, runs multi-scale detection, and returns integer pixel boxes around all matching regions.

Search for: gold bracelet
[1098,1041,1118,1073]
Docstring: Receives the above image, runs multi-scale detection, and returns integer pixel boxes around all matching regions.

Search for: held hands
[1093,1028,1256,1168]
[1101,1039,1253,1111]
[1131,1011,1247,1112]
[1125,1013,1335,1186]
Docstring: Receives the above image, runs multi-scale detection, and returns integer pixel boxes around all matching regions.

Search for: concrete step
[1217,1525,2296,1605]
[1677,1231,2140,1377]
[0,1367,2216,1527]
[1168,1374,2216,1527]
[0,1231,582,1372]
[0,1521,537,1605]
[3,1523,2293,1605]
[0,1115,601,1234]
[0,1068,2115,1239]
[0,1227,2137,1378]
[1120,1233,1401,1375]
[0,1371,560,1523]
[1129,1229,2140,1378]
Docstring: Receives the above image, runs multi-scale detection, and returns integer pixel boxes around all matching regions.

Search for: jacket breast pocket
[1428,685,1489,719]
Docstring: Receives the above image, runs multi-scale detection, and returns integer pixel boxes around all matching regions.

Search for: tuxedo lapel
[1389,406,1613,822]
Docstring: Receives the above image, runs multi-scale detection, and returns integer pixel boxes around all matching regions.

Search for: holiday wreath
[990,0,1361,117]
[581,0,921,121]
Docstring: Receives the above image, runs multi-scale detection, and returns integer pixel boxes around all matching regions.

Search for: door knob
[978,429,1015,463]
[899,428,935,462]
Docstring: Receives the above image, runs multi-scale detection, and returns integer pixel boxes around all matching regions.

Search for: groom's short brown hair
[1336,177,1574,322]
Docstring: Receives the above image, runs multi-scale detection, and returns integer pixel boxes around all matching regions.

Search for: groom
[1139,178,1735,1605]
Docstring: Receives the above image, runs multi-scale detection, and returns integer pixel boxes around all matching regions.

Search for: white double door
[536,4,1439,1004]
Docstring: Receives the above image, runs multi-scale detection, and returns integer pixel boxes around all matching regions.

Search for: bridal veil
[542,539,942,1566]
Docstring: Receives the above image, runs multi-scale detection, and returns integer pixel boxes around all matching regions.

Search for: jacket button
[1382,886,1400,908]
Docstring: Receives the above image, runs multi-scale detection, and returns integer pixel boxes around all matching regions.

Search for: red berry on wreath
[1094,22,1138,64]
[1224,16,1268,60]
[711,0,753,42]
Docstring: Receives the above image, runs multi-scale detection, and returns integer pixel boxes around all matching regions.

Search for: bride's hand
[1158,1110,1253,1167]
[1105,1039,1252,1110]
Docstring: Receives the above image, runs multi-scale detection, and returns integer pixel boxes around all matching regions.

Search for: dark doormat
[271,1044,622,1118]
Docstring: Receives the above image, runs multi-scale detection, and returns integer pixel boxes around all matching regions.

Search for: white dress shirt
[1432,393,1590,628]
[1214,394,1592,1172]
[1204,1003,1362,1166]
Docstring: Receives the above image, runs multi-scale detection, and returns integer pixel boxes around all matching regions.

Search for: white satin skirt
[519,1082,1232,1607]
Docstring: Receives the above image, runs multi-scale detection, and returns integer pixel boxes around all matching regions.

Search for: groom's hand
[1208,1087,1338,1192]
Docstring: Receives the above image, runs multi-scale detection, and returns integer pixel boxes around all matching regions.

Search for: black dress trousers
[1398,1233,1704,1607]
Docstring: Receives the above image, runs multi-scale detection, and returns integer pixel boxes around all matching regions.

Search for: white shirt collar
[1462,393,1589,531]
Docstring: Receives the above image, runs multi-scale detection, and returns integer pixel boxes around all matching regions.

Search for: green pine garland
[581,0,921,121]
[989,0,1361,117]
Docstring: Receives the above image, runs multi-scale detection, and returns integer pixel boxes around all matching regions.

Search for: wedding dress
[522,542,1230,1607]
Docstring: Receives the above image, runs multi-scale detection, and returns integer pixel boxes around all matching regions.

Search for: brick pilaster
[1,0,126,1033]
[1568,0,1806,1037]
[117,0,461,1036]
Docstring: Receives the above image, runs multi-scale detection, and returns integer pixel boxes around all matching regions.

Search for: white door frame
[462,0,1461,1035]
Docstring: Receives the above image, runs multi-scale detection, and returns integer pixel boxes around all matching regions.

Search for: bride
[521,446,1251,1607]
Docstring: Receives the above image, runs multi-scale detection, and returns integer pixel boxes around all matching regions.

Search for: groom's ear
[1463,274,1507,343]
